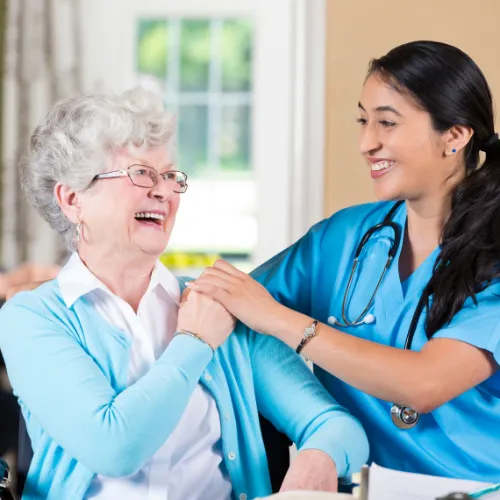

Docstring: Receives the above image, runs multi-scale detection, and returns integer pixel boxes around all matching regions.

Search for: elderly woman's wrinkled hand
[279,449,338,493]
[177,289,235,350]
[186,260,286,335]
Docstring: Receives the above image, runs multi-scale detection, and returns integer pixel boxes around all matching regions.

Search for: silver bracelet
[174,330,214,352]
[296,320,318,354]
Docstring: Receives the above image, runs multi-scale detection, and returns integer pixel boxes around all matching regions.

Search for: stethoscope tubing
[335,200,425,429]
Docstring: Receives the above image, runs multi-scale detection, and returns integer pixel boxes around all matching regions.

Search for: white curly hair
[20,87,177,250]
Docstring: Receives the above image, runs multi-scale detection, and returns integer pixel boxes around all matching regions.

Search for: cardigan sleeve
[0,292,213,477]
[249,330,369,478]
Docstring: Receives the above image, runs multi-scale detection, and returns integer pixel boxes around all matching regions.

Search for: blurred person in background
[0,88,368,500]
[0,263,60,307]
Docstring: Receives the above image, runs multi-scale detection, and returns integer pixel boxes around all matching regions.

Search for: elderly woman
[0,88,368,500]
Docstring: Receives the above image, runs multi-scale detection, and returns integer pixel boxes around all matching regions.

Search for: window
[81,0,325,275]
[136,17,255,273]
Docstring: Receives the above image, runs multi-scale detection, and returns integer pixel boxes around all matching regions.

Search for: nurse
[187,40,500,481]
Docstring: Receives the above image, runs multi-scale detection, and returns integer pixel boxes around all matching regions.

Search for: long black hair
[368,41,500,337]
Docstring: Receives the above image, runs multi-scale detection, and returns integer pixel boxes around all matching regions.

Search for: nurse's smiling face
[357,73,466,203]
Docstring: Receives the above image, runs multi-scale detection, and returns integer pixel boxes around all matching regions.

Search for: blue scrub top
[252,201,500,482]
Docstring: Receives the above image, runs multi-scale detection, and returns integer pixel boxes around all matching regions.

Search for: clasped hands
[185,259,286,336]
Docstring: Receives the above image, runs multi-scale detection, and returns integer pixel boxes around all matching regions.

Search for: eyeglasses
[92,164,188,193]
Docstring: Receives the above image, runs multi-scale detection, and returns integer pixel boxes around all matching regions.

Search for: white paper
[367,463,499,500]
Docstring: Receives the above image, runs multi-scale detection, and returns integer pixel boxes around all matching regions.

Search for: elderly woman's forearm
[91,335,214,475]
[0,307,213,476]
[249,331,369,478]
[298,411,369,478]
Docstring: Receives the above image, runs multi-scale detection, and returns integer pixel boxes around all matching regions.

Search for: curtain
[1,0,82,268]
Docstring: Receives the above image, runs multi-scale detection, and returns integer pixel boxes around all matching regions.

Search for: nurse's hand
[280,449,338,493]
[186,259,285,335]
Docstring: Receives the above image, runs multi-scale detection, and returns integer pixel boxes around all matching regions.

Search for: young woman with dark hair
[189,41,500,481]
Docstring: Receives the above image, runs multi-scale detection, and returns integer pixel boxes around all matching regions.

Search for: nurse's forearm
[272,308,423,406]
[271,307,496,413]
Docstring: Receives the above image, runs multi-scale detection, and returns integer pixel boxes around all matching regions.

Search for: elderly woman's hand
[185,260,288,335]
[280,449,338,493]
[177,288,236,350]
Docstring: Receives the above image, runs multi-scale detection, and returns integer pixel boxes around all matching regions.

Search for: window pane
[166,178,257,274]
[219,105,251,171]
[134,17,255,273]
[221,19,252,92]
[178,105,209,176]
[179,20,210,91]
[137,19,168,81]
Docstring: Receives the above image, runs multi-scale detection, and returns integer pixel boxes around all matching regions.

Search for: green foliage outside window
[136,18,253,177]
[221,19,252,92]
[180,20,211,91]
[137,19,168,80]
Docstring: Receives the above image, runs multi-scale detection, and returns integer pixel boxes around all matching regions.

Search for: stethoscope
[329,201,429,430]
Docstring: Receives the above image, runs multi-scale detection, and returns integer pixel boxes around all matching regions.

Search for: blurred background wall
[324,0,500,216]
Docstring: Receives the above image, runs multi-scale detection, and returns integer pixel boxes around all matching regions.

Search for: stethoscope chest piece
[390,404,420,430]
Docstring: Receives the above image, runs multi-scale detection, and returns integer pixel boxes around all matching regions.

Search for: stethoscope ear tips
[364,313,375,324]
[327,316,338,325]
[327,314,375,326]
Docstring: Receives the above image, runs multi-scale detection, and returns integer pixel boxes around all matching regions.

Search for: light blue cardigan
[0,278,369,500]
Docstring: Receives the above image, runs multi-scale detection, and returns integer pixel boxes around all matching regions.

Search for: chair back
[16,416,32,497]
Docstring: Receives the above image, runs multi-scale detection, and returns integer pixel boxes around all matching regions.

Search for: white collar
[58,252,180,308]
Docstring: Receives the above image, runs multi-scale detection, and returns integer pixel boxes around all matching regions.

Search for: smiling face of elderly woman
[23,88,186,261]
[57,145,183,258]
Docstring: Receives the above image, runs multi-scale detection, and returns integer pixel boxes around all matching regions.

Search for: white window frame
[81,0,325,266]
